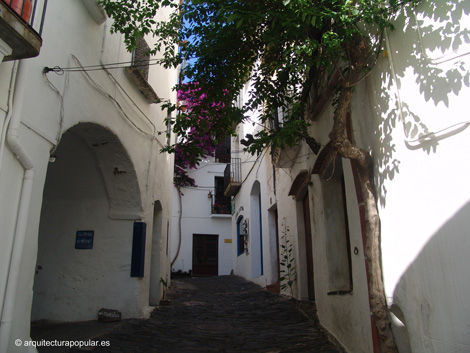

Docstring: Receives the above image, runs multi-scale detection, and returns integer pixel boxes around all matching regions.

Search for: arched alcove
[71,122,142,219]
[32,123,143,322]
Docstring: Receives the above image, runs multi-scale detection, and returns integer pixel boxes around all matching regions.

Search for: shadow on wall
[391,200,470,353]
[371,0,470,207]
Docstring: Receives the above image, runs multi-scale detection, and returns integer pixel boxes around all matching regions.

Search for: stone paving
[33,275,343,353]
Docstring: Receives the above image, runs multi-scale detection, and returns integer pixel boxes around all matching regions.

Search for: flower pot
[10,0,32,22]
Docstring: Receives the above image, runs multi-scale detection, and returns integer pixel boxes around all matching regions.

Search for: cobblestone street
[33,276,343,353]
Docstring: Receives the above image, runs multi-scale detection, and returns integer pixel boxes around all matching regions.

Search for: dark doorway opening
[303,193,315,300]
[192,234,219,276]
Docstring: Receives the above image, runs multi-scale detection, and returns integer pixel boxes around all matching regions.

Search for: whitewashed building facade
[170,152,233,277]
[226,84,281,289]
[231,1,470,353]
[0,1,177,352]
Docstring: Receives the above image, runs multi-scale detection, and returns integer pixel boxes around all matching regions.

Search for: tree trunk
[312,34,399,353]
[328,86,398,353]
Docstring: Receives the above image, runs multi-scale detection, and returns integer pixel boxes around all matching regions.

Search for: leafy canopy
[100,0,412,159]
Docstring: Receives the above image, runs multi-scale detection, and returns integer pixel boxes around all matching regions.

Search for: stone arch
[32,122,144,322]
[67,122,142,219]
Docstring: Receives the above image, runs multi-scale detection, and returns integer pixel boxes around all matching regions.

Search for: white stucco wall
[0,0,177,351]
[171,160,233,276]
[270,113,373,353]
[230,121,280,288]
[293,2,470,352]
[268,2,470,353]
[0,120,52,353]
[361,2,470,352]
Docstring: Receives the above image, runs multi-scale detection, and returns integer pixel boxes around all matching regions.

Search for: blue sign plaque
[75,231,94,249]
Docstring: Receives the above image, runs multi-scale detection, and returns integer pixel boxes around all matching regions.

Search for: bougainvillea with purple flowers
[172,83,234,189]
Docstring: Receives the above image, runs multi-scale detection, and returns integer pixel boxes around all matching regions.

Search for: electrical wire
[44,54,176,150]
[43,58,165,74]
[182,185,219,190]
[101,62,161,140]
[43,58,69,156]
[239,144,269,186]
[63,54,162,143]
[255,145,269,179]
[175,158,256,173]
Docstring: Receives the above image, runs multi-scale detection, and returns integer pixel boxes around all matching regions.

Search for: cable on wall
[43,58,165,74]
[43,60,69,156]
[43,54,174,150]
[67,55,164,145]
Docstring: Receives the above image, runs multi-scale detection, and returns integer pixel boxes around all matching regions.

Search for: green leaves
[98,0,182,64]
[100,0,415,161]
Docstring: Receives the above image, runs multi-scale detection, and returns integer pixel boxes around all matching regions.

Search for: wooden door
[192,234,219,277]
[303,194,315,300]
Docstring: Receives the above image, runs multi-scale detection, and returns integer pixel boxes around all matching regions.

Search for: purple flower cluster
[174,83,228,189]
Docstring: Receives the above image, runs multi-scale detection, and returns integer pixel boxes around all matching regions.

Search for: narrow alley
[32,275,343,353]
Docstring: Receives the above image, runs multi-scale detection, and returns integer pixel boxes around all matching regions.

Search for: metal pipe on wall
[0,59,36,353]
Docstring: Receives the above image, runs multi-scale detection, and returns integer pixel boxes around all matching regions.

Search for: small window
[132,37,151,81]
[124,37,160,103]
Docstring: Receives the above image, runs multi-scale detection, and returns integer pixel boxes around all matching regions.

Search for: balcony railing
[224,158,242,197]
[0,0,48,60]
[211,198,231,215]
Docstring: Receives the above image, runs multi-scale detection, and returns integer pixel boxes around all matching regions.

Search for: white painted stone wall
[230,95,280,288]
[363,2,470,352]
[233,1,470,352]
[0,0,177,351]
[273,1,470,352]
[171,159,233,276]
[257,105,373,352]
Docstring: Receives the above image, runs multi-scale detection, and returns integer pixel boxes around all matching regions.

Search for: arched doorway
[31,123,142,322]
[250,181,263,278]
[289,170,315,300]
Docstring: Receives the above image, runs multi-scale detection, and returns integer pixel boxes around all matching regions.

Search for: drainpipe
[0,61,18,174]
[0,60,36,353]
[171,186,183,268]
